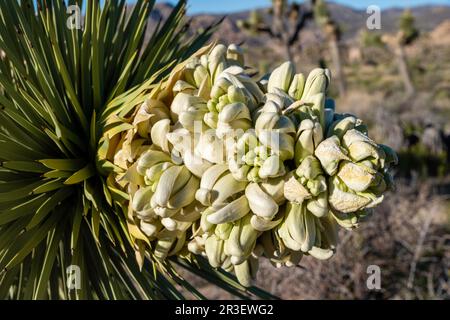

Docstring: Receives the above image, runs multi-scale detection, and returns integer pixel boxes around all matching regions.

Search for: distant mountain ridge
[151,2,450,45]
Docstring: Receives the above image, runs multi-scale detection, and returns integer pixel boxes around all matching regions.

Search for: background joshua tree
[359,29,384,54]
[313,0,346,97]
[237,0,316,62]
[237,0,348,96]
[359,30,384,48]
[383,10,420,97]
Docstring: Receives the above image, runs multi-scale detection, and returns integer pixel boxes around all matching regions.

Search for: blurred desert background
[153,0,450,299]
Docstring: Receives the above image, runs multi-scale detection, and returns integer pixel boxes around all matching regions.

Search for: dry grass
[177,180,450,300]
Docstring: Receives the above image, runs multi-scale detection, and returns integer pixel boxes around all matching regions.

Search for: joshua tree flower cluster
[102,43,397,287]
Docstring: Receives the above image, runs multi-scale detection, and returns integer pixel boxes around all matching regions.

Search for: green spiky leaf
[0,0,274,300]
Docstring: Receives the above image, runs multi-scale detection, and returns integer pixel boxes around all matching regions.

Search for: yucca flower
[171,57,395,286]
[168,43,265,167]
[1,0,397,295]
[228,97,296,182]
[99,40,281,295]
[315,112,398,229]
[172,56,395,287]
[265,62,396,265]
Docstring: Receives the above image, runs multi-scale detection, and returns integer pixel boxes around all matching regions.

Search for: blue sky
[156,0,450,14]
